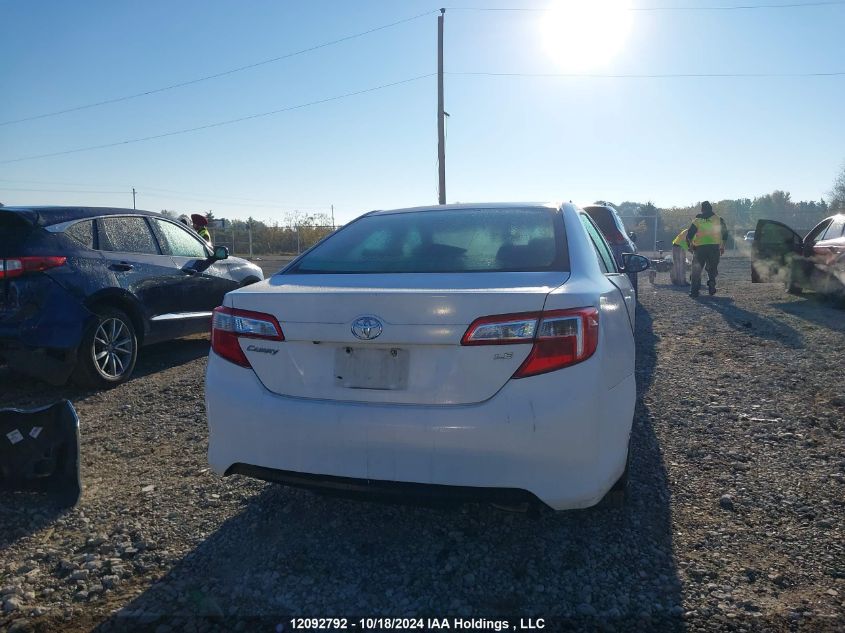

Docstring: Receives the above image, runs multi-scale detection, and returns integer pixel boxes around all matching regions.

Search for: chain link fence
[209,224,337,258]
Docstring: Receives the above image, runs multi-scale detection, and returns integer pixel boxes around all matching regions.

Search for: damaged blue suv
[1,206,263,388]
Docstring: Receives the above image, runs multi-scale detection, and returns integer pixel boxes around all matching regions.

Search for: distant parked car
[744,230,755,242]
[206,202,651,511]
[751,214,845,298]
[0,206,264,387]
[584,204,640,292]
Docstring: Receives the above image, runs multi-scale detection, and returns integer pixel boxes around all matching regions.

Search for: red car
[752,214,845,298]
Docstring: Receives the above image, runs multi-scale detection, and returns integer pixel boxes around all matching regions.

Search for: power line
[140,186,328,206]
[0,177,127,188]
[0,178,336,208]
[3,67,838,166]
[449,70,845,78]
[0,9,438,128]
[0,187,128,194]
[0,187,334,210]
[0,74,435,165]
[446,1,845,12]
[141,192,329,210]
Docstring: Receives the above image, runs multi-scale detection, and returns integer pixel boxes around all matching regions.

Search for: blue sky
[1,0,843,224]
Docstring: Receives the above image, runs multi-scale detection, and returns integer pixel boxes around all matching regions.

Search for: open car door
[751,219,803,283]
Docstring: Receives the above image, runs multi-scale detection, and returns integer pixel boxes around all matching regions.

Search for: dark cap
[190,213,208,227]
[701,201,713,216]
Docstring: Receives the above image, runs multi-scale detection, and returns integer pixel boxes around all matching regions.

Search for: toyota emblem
[351,316,383,340]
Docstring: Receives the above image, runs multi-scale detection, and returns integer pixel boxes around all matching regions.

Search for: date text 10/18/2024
[289,618,547,631]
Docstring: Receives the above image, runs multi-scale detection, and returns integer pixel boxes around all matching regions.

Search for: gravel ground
[1,254,843,632]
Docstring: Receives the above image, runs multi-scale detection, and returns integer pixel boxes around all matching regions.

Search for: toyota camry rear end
[206,203,639,511]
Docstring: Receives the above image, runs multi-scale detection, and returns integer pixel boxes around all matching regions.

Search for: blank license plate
[334,346,409,390]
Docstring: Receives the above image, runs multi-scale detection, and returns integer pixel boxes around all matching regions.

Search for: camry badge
[351,316,383,340]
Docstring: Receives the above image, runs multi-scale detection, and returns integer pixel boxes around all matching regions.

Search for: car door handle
[109,262,134,272]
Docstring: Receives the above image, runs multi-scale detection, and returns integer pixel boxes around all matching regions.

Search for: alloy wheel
[92,317,133,379]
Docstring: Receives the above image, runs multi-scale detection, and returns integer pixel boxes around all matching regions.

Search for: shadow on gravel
[694,296,803,348]
[643,283,690,293]
[0,337,210,408]
[90,308,683,633]
[129,337,210,380]
[771,298,845,332]
[0,495,68,551]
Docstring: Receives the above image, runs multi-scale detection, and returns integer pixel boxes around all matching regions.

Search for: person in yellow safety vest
[670,228,690,286]
[685,201,729,298]
[190,214,212,247]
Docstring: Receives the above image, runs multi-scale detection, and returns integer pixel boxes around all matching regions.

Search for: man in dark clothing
[686,201,729,298]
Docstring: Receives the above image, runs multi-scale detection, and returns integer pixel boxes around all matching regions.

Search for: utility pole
[248,219,254,259]
[654,215,659,253]
[331,204,335,229]
[132,188,136,210]
[437,8,446,205]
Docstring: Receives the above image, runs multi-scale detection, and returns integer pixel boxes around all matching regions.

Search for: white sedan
[206,203,649,511]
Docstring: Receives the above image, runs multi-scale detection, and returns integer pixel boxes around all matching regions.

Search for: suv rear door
[751,219,803,283]
[96,215,185,342]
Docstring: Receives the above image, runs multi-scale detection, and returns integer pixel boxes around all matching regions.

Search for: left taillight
[461,307,599,378]
[0,256,67,279]
[211,306,284,368]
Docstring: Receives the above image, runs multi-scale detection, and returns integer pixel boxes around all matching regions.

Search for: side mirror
[622,253,650,273]
[212,246,229,261]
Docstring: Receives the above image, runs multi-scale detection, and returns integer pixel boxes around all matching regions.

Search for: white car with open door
[205,203,649,511]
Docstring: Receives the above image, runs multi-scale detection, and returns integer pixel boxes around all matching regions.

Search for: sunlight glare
[540,0,633,71]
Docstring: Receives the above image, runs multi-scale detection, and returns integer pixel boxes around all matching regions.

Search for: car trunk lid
[229,272,569,405]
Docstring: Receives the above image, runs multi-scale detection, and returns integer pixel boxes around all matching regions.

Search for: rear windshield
[584,207,622,238]
[288,207,567,274]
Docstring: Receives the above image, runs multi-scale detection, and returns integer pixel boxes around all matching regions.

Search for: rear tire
[72,307,138,389]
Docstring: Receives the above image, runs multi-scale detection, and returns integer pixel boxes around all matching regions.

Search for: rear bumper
[0,277,92,383]
[0,342,77,385]
[206,352,635,511]
[227,463,539,508]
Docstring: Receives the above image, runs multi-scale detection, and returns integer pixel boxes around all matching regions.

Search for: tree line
[160,210,336,256]
[611,189,837,250]
[149,163,845,256]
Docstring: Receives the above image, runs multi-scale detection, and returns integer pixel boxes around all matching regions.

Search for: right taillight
[0,256,67,279]
[211,306,284,368]
[461,307,599,378]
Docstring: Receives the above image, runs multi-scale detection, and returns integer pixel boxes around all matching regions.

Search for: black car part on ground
[0,400,81,507]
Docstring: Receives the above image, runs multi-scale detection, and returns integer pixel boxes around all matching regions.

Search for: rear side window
[98,216,160,254]
[65,220,95,249]
[822,217,845,240]
[804,219,832,244]
[289,208,566,274]
[580,214,617,273]
[152,219,208,258]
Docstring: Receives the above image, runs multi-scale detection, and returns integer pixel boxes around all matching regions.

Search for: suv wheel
[73,307,138,388]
